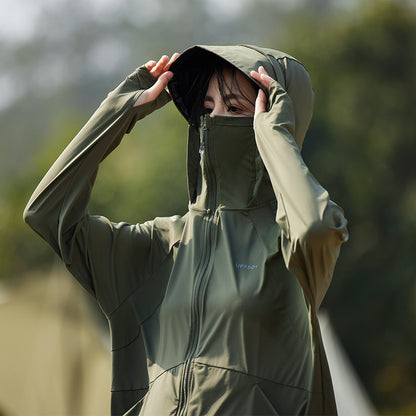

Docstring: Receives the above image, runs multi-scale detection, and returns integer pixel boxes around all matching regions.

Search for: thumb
[147,71,173,101]
[254,89,267,118]
[135,71,173,106]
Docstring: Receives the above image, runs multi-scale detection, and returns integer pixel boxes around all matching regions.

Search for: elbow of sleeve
[325,201,349,243]
[301,202,348,248]
[23,205,30,225]
[23,203,39,230]
[23,201,62,257]
[282,203,347,310]
[23,199,50,236]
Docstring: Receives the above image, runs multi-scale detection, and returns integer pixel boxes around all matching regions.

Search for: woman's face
[203,68,257,118]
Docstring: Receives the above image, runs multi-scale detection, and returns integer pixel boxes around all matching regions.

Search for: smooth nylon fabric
[24,45,348,415]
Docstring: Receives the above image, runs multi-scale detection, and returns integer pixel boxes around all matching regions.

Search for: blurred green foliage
[1,1,416,414]
[285,2,416,413]
[90,103,189,223]
[0,104,188,280]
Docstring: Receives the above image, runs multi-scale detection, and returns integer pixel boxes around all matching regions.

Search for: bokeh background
[1,0,415,414]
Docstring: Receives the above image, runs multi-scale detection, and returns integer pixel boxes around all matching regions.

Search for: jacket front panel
[139,208,312,416]
[136,117,313,415]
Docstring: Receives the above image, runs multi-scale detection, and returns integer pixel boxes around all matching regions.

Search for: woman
[24,45,348,415]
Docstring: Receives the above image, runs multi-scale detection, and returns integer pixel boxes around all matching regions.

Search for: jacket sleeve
[23,66,171,316]
[253,80,348,310]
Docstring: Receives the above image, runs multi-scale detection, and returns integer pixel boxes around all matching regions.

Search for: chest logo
[235,263,258,271]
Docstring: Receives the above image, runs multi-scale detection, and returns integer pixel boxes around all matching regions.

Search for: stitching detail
[111,387,148,393]
[111,328,142,352]
[110,294,166,351]
[193,361,311,393]
[241,44,310,73]
[107,253,171,320]
[148,363,184,386]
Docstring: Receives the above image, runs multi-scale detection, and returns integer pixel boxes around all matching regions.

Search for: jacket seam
[218,200,275,212]
[110,293,167,351]
[111,363,184,392]
[188,199,275,214]
[148,363,183,386]
[107,247,172,320]
[241,44,309,73]
[111,387,148,393]
[111,328,142,352]
[193,361,311,393]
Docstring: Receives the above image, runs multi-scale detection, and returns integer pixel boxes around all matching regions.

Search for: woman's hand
[134,53,180,107]
[250,66,274,117]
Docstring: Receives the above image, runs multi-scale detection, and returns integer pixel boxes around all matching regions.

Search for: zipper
[178,215,214,416]
[201,116,217,210]
[176,117,217,416]
[199,116,207,155]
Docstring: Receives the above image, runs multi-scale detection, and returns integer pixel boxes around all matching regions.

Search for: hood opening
[169,47,244,126]
[168,44,315,149]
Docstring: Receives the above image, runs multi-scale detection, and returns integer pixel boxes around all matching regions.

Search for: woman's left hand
[250,66,274,117]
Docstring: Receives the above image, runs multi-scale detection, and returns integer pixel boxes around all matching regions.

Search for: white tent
[319,311,378,416]
[0,266,111,416]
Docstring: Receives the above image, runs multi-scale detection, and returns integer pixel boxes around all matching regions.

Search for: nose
[209,103,227,117]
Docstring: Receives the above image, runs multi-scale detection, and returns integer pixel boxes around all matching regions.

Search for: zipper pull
[199,116,207,155]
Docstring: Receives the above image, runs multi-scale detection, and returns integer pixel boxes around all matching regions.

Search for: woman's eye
[228,106,241,113]
[204,107,213,114]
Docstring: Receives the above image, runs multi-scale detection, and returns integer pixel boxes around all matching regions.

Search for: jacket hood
[168,44,314,150]
[168,45,314,208]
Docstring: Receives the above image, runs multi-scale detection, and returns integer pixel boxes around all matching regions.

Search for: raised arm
[23,55,178,315]
[251,66,348,310]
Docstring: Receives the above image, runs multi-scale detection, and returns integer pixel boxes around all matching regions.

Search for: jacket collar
[188,115,274,211]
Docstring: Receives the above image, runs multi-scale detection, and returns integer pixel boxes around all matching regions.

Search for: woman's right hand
[250,66,275,118]
[134,53,179,107]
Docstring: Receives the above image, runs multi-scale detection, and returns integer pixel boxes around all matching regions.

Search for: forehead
[205,68,256,100]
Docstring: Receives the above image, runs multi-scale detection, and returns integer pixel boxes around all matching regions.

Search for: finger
[148,72,173,99]
[158,71,174,87]
[144,60,157,71]
[258,66,268,76]
[250,70,262,83]
[254,89,267,117]
[251,67,274,90]
[150,55,170,77]
[258,67,274,88]
[164,52,180,71]
[261,74,274,88]
[134,71,173,106]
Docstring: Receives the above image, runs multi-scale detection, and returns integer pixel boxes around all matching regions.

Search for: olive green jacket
[24,45,348,415]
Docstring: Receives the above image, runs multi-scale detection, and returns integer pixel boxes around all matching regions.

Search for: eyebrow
[204,93,247,103]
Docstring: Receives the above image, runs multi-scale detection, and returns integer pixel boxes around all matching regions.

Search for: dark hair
[212,60,258,116]
[170,51,258,125]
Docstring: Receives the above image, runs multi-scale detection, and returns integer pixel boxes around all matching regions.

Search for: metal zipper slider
[199,116,207,155]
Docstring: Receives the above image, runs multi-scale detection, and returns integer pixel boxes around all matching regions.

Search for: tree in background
[284,2,416,413]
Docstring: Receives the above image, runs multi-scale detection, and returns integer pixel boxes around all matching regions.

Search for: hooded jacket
[24,45,348,415]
